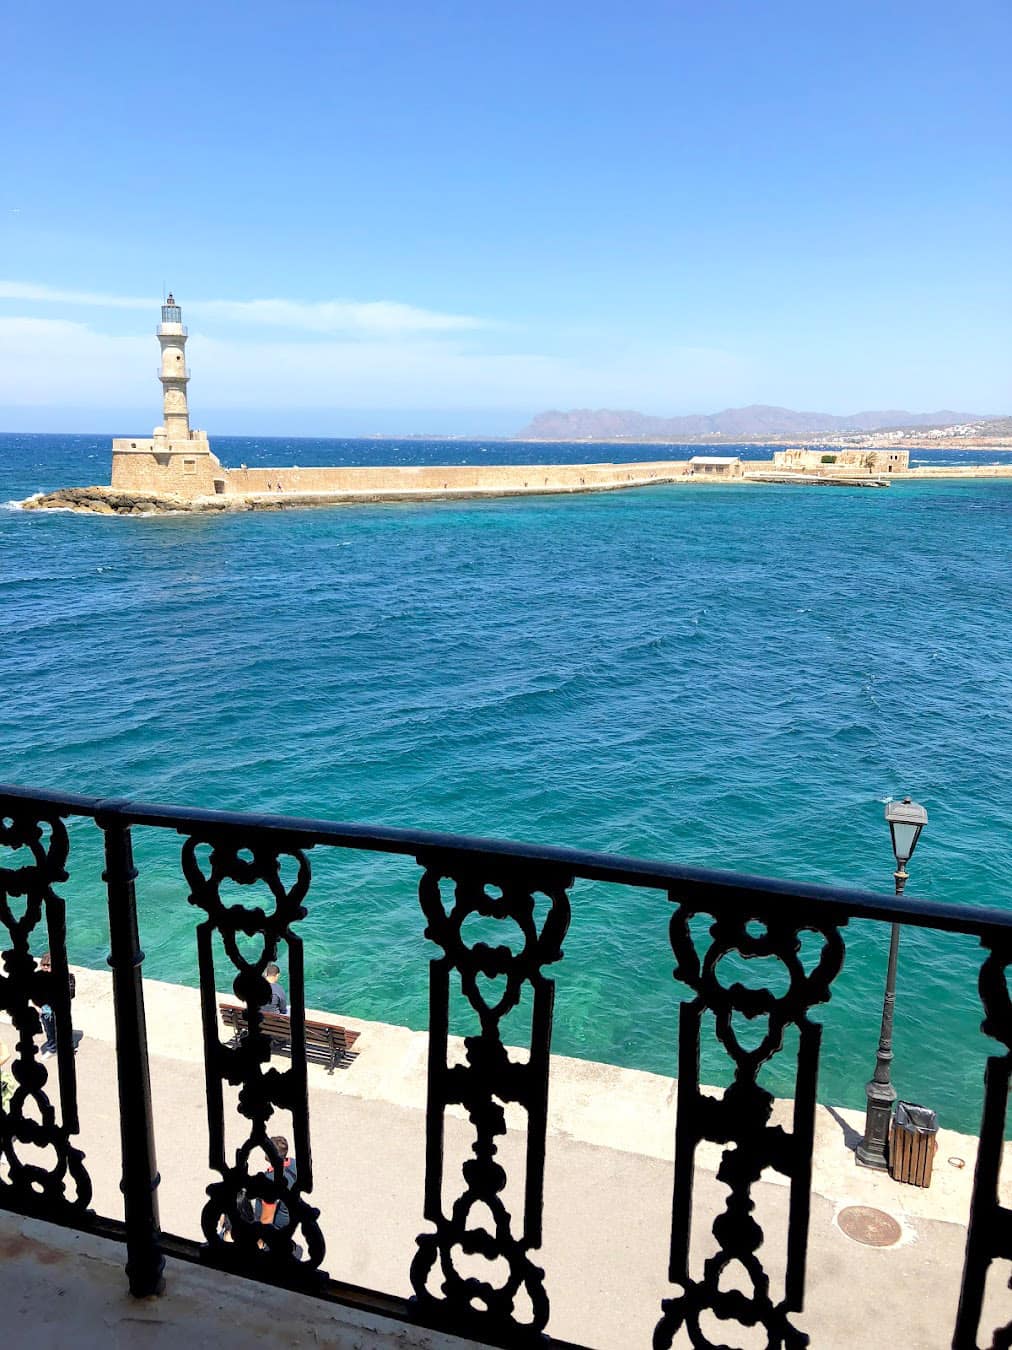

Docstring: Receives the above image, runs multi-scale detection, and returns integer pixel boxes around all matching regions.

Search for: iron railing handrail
[2,781,1011,940]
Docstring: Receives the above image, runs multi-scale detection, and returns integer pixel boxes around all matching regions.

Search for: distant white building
[687,455,743,478]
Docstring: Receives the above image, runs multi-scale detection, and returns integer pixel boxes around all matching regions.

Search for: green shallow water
[3,434,1012,1132]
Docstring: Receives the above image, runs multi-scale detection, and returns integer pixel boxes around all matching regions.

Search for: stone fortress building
[771,446,910,473]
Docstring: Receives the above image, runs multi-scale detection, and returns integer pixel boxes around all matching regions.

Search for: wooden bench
[218,1003,360,1074]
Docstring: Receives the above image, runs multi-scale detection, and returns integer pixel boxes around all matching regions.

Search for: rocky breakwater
[24,486,244,515]
[21,466,696,516]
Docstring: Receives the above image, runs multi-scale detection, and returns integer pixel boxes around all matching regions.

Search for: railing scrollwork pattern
[0,805,91,1218]
[410,858,572,1343]
[182,831,325,1281]
[655,894,845,1350]
[954,940,1012,1350]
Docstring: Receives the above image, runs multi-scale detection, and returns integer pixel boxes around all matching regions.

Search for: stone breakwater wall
[25,458,1012,516]
[106,444,706,502]
[227,460,690,495]
[38,459,710,514]
[906,464,1012,478]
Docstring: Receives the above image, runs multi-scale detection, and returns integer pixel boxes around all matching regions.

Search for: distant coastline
[511,435,1012,451]
[516,404,1012,446]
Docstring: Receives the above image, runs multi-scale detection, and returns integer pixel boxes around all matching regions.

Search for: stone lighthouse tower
[110,293,226,498]
[157,294,191,439]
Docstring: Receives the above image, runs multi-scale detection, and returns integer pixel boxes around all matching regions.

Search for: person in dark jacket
[257,1135,297,1232]
[217,1136,299,1249]
[261,963,287,1015]
[34,951,76,1055]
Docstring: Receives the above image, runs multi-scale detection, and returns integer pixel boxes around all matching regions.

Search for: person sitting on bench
[261,963,287,1015]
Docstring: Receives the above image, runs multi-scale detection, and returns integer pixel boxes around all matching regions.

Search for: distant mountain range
[517,405,999,442]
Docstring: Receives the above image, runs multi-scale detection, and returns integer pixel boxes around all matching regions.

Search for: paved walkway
[2,967,1010,1347]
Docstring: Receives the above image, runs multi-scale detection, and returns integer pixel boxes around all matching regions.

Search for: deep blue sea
[3,433,1012,1133]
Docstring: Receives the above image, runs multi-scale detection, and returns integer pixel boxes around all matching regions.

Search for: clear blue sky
[2,0,1009,434]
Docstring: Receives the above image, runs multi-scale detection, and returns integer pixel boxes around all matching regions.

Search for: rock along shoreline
[20,476,691,517]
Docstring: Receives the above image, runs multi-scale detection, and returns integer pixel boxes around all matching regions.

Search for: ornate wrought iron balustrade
[0,783,1009,1349]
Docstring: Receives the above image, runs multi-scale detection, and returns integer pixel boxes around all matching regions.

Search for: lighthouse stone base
[110,430,227,497]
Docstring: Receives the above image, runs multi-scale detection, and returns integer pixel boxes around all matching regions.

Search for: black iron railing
[0,783,1009,1349]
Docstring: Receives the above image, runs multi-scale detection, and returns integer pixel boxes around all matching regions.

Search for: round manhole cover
[837,1205,902,1247]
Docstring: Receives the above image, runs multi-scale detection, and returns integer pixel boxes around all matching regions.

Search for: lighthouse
[157,293,191,439]
[109,293,226,498]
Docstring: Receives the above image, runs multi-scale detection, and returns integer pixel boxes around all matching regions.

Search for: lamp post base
[855,1144,890,1171]
[856,1079,896,1170]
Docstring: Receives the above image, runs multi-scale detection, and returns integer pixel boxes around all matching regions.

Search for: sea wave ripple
[2,435,1011,1129]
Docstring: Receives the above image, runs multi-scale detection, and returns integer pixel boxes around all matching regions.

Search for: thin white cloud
[197,298,485,333]
[0,280,489,336]
[0,318,149,405]
[0,315,755,413]
[0,281,153,310]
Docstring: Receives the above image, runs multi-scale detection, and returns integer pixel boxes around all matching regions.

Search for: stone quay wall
[226,460,693,496]
[906,464,1012,479]
[109,449,706,501]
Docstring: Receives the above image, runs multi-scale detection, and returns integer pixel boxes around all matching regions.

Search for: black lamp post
[856,796,928,1170]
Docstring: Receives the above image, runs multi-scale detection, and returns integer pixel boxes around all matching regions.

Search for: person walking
[217,1135,300,1256]
[257,1135,297,1232]
[0,1038,14,1109]
[33,952,76,1055]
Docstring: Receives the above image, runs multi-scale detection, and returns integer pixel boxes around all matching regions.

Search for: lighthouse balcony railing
[0,781,1010,1350]
[156,323,188,337]
[157,367,190,379]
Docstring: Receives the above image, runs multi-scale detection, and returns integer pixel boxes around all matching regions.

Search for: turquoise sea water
[3,434,1012,1132]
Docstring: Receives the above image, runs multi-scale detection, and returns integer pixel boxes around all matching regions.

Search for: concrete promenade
[1,967,1010,1347]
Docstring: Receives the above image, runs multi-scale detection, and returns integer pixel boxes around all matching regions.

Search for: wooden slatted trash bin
[889,1100,938,1187]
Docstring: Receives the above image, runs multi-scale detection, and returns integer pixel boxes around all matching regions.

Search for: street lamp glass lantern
[885,797,928,866]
